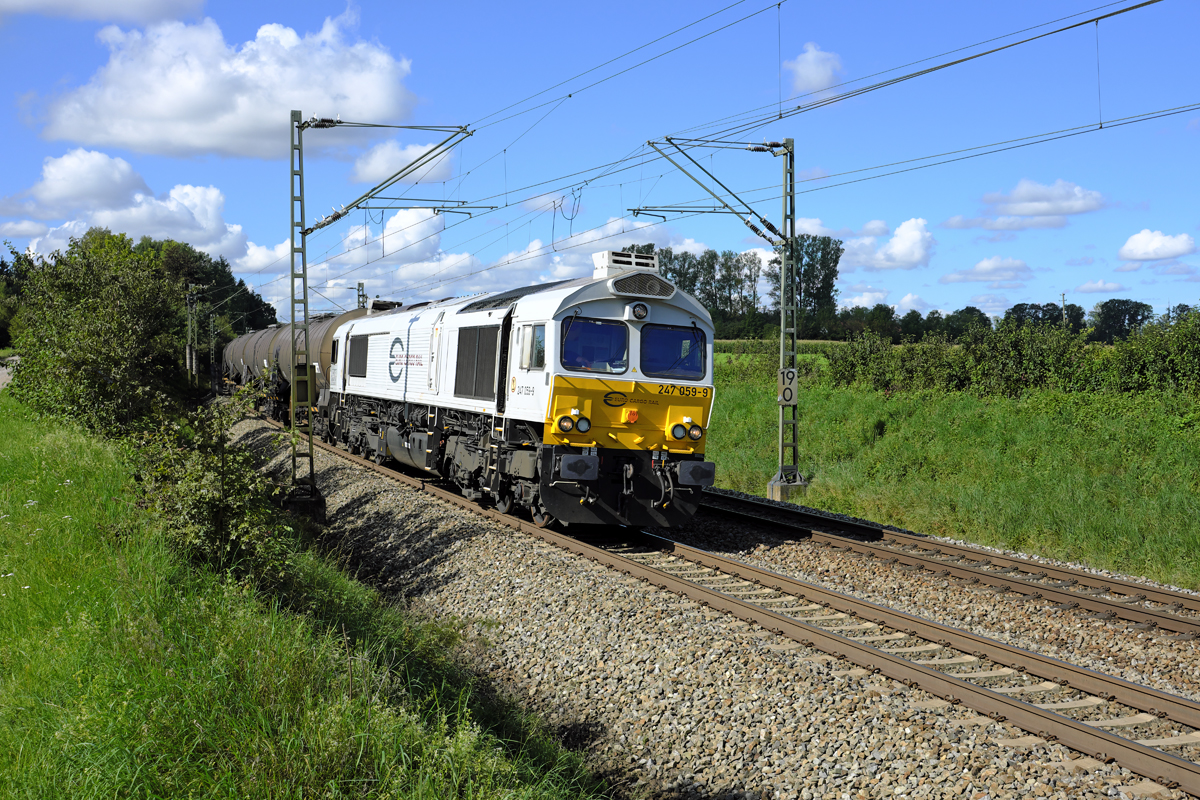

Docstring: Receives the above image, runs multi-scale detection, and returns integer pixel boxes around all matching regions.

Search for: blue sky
[1,0,1197,319]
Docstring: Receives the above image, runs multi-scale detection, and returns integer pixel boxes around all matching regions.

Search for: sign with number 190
[777,368,798,406]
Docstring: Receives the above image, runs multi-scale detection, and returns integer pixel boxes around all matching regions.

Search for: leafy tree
[944,306,992,340]
[865,303,900,343]
[1088,298,1154,344]
[1166,303,1197,323]
[735,249,762,315]
[899,309,925,340]
[10,231,183,431]
[764,235,843,334]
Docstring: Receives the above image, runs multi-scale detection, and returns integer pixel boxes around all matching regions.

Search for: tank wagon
[226,250,716,528]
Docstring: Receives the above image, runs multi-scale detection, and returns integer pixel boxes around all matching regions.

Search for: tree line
[624,240,1187,345]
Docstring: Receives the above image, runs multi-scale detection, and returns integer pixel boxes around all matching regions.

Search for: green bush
[10,232,183,432]
[819,313,1200,399]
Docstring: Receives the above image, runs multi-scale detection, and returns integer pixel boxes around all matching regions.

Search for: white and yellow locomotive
[227,250,716,527]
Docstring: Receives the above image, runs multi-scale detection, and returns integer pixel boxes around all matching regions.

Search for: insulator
[765,141,785,149]
[746,145,771,152]
[763,221,783,238]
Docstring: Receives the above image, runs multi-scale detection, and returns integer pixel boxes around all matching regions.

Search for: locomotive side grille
[348,335,370,378]
[612,272,675,298]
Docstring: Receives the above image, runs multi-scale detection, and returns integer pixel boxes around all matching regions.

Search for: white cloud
[0,0,200,24]
[237,239,290,272]
[840,282,888,309]
[42,11,415,158]
[894,293,931,313]
[796,218,831,236]
[859,220,889,237]
[843,218,935,271]
[783,43,842,94]
[943,179,1104,232]
[1117,229,1196,261]
[352,141,453,184]
[943,215,1066,231]
[0,220,49,238]
[969,294,1010,315]
[5,150,264,264]
[0,149,150,219]
[1076,279,1126,293]
[982,179,1105,216]
[940,256,1033,287]
[30,183,248,261]
[1065,256,1094,266]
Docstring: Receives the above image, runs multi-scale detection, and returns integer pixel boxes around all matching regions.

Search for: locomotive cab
[524,252,716,527]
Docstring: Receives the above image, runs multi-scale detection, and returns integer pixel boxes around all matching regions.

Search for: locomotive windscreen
[454,325,501,400]
[561,317,628,374]
[641,323,706,380]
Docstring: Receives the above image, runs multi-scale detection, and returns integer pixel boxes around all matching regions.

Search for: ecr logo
[603,391,627,407]
[389,338,425,382]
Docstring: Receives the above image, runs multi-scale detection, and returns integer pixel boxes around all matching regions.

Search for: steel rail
[258,416,1200,794]
[700,490,1200,624]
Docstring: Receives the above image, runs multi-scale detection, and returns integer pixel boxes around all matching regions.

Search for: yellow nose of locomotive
[543,375,713,453]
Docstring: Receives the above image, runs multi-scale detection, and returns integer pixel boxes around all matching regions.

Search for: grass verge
[0,393,607,799]
[707,363,1200,590]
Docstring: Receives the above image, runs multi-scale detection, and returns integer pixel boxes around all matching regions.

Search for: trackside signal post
[768,138,805,502]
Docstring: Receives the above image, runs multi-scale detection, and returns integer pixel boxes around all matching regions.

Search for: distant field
[706,361,1200,590]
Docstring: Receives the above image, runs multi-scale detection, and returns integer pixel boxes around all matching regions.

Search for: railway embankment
[230,415,1190,799]
[0,394,605,799]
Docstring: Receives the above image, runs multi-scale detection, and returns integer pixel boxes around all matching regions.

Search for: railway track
[261,416,1200,796]
[699,489,1200,639]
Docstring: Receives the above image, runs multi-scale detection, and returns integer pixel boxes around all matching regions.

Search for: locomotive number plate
[655,384,711,398]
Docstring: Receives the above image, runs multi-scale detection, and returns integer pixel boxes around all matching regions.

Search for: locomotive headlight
[575,416,591,433]
[688,424,704,440]
[558,416,575,432]
[671,423,688,440]
[632,302,649,320]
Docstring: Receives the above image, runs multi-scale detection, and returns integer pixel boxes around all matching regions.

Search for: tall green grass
[0,394,605,799]
[707,362,1200,590]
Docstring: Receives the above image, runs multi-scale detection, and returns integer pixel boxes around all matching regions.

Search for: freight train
[224,250,716,528]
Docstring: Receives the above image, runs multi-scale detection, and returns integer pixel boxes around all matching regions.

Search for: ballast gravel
[668,513,1200,706]
[231,419,1187,799]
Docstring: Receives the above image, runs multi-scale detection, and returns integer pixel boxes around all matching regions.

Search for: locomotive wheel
[532,505,555,529]
[373,450,386,465]
[495,493,514,515]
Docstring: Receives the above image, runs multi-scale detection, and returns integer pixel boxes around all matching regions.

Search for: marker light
[671,424,688,440]
[688,424,704,440]
[632,302,649,320]
[558,416,575,432]
[576,416,591,433]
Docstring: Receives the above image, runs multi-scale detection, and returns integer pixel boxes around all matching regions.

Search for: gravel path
[667,516,1200,705]
[231,417,1188,800]
[0,358,15,392]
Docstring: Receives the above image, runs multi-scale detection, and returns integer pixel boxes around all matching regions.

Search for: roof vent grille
[611,272,675,299]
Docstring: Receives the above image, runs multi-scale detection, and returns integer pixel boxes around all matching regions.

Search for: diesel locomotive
[224,250,716,528]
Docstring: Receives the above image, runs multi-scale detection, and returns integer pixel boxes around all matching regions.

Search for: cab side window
[519,324,545,370]
[530,324,545,369]
[331,340,339,364]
